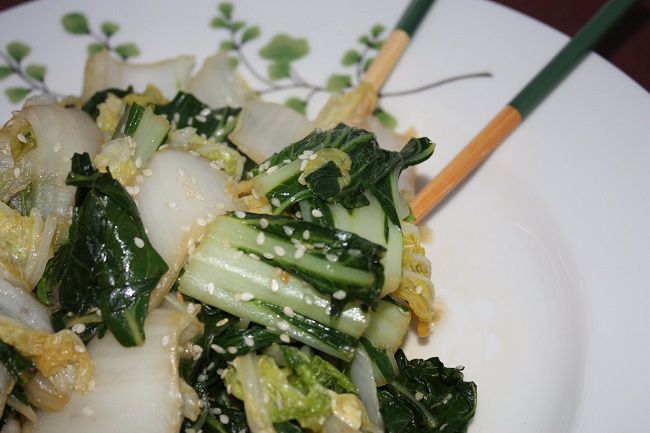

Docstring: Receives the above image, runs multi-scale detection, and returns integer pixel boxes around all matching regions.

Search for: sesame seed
[166,201,177,209]
[280,334,290,343]
[259,218,269,229]
[311,209,323,218]
[135,157,143,168]
[13,167,20,178]
[348,248,361,257]
[142,168,153,176]
[239,292,254,301]
[283,306,295,318]
[270,197,281,207]
[415,285,423,294]
[53,142,61,152]
[333,290,346,300]
[249,253,260,261]
[294,248,305,259]
[282,225,294,236]
[161,335,170,346]
[196,217,207,226]
[295,211,302,219]
[211,344,225,354]
[266,165,278,174]
[71,323,86,334]
[74,344,87,353]
[300,159,308,171]
[270,279,279,292]
[227,346,237,354]
[415,391,424,401]
[195,115,207,123]
[234,210,246,219]
[313,242,326,248]
[325,253,338,262]
[186,303,196,314]
[216,318,229,327]
[244,336,255,347]
[197,374,207,382]
[302,230,310,240]
[219,414,230,424]
[283,159,292,164]
[263,252,274,260]
[273,246,285,256]
[277,321,289,331]
[134,237,145,248]
[297,173,306,185]
[199,108,211,117]
[16,133,27,143]
[256,232,265,245]
[207,282,215,295]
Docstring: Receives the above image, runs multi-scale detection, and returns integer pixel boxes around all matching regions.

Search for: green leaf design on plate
[0,66,13,80]
[259,34,309,63]
[220,40,236,51]
[24,64,46,82]
[218,2,233,19]
[61,12,90,35]
[101,21,120,37]
[371,24,386,38]
[5,87,31,103]
[363,57,375,72]
[210,16,228,29]
[341,49,361,66]
[232,20,246,32]
[326,74,352,93]
[87,42,105,56]
[285,97,306,115]
[268,61,290,80]
[373,107,397,129]
[241,25,261,43]
[228,56,239,69]
[114,43,140,59]
[6,42,30,62]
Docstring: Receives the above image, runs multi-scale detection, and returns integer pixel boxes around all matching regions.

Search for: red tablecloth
[1,0,648,91]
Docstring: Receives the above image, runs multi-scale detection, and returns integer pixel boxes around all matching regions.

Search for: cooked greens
[36,153,167,347]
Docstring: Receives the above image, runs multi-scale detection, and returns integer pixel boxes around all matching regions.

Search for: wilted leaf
[259,34,309,63]
[61,12,90,35]
[25,64,46,82]
[326,74,351,93]
[6,41,30,62]
[268,61,290,80]
[5,87,31,104]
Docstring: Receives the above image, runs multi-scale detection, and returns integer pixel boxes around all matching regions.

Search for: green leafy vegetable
[36,153,167,347]
[81,87,133,119]
[379,350,477,433]
[0,340,34,386]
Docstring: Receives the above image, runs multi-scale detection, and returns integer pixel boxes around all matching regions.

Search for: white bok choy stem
[233,352,276,433]
[349,346,385,433]
[30,307,202,433]
[0,277,52,332]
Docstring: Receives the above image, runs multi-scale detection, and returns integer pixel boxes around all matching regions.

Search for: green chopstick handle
[510,0,638,118]
[396,0,435,36]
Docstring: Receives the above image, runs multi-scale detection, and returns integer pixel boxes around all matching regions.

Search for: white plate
[1,0,648,432]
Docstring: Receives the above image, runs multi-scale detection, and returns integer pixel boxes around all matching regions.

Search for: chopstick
[363,0,436,92]
[410,0,638,223]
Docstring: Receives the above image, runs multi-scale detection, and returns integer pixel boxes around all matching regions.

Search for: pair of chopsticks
[354,0,638,223]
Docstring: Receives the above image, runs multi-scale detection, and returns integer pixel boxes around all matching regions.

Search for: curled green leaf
[259,34,309,63]
[6,41,30,62]
[61,12,90,35]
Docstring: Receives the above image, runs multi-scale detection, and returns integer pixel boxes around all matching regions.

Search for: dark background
[1,0,648,91]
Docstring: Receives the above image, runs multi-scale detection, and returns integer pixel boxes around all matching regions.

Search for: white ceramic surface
[1,1,648,432]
